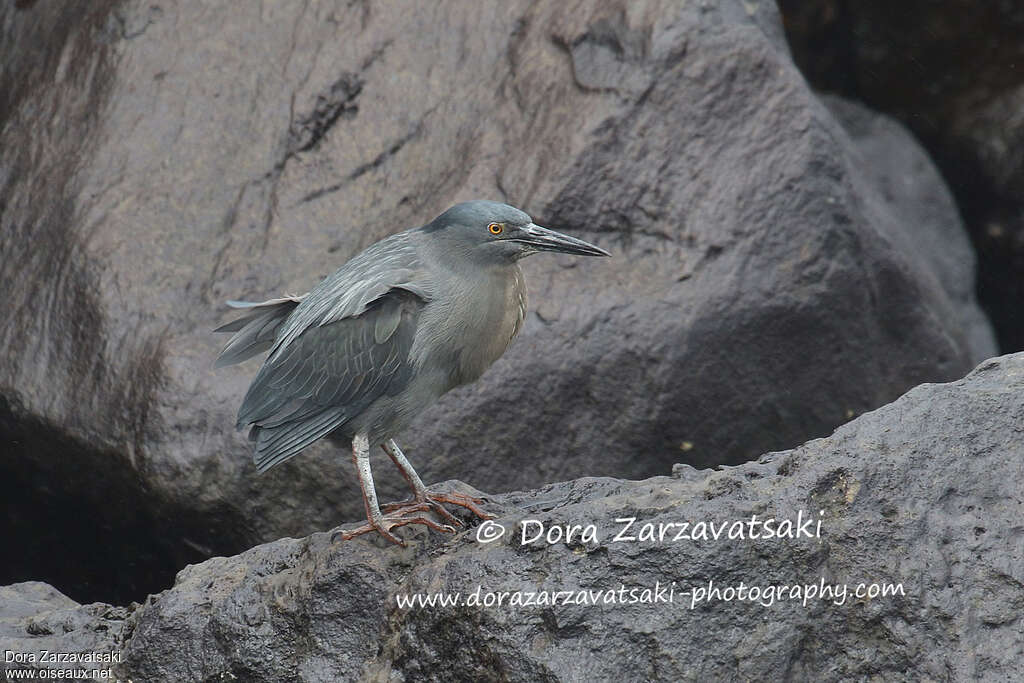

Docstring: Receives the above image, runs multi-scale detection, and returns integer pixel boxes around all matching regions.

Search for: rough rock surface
[107,353,1023,682]
[0,582,131,680]
[0,0,996,603]
[779,0,1024,352]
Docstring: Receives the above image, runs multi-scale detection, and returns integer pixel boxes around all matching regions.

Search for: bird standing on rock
[215,200,609,545]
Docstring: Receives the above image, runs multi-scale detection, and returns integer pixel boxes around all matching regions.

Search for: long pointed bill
[511,223,610,256]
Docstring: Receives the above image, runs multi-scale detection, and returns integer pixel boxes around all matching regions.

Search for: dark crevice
[221,68,369,241]
[360,38,392,72]
[350,125,420,180]
[287,73,363,155]
[300,180,346,205]
[0,395,254,606]
[300,123,422,204]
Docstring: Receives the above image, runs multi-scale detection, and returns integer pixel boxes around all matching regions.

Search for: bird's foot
[383,490,494,522]
[381,497,462,527]
[332,505,457,547]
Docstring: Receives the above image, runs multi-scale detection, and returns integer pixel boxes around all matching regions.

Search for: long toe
[385,514,458,535]
[332,507,459,546]
[381,500,459,525]
[380,498,416,513]
[424,500,462,526]
[382,498,463,527]
[334,520,407,546]
[428,491,494,520]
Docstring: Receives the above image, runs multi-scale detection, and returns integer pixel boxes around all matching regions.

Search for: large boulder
[110,352,1023,681]
[0,582,130,681]
[0,0,995,603]
[779,0,1024,352]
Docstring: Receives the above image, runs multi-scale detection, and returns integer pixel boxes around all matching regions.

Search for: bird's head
[421,200,609,265]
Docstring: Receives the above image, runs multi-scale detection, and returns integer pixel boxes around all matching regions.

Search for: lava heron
[215,200,609,544]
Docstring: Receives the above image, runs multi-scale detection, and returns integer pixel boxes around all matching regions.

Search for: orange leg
[332,434,457,546]
[379,439,494,522]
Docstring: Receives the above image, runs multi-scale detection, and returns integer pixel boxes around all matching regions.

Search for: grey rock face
[0,582,130,680]
[0,0,995,603]
[111,353,1023,682]
[778,0,1024,352]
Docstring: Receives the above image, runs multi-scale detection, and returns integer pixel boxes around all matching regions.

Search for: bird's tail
[213,295,306,368]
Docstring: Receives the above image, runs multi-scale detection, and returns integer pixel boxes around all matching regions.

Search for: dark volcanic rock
[0,582,130,680]
[113,353,1023,682]
[778,0,1024,353]
[0,0,995,604]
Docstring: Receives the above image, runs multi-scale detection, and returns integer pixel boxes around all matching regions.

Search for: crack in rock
[287,73,363,155]
[300,123,422,204]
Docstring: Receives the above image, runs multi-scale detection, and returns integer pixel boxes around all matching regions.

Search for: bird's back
[268,232,431,359]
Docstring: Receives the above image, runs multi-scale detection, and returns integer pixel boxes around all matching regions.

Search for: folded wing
[237,288,424,472]
[215,232,432,472]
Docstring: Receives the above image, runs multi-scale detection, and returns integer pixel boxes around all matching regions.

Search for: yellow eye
[488,222,503,235]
